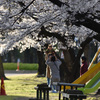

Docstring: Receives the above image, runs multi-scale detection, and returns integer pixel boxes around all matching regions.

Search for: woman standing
[45,44,55,87]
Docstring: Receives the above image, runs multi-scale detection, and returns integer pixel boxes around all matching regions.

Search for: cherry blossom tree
[0,0,100,81]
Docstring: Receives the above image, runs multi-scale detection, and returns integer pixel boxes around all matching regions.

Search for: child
[45,44,55,57]
[80,56,88,76]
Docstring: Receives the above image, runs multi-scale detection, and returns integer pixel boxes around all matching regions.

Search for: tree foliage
[0,0,99,54]
[0,0,100,81]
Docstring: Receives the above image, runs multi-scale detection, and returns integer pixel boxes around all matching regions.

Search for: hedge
[3,63,38,70]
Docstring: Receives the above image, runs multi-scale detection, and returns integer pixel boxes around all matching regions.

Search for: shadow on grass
[0,95,34,100]
[1,76,10,80]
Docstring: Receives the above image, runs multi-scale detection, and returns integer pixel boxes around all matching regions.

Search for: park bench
[62,89,86,100]
[53,82,87,100]
[34,83,51,100]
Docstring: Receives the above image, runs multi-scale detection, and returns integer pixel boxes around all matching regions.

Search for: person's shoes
[52,90,58,93]
[49,90,52,93]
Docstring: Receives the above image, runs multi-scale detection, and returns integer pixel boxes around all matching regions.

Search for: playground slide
[78,71,100,94]
[72,62,100,84]
[65,62,100,89]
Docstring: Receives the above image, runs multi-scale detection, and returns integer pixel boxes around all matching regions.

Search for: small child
[45,44,55,57]
[80,56,88,76]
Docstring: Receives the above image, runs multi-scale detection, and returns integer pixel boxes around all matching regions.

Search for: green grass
[0,74,58,100]
[5,74,43,97]
[1,74,59,99]
[0,74,100,100]
[0,74,46,99]
[0,96,15,100]
[3,63,96,71]
[3,63,38,70]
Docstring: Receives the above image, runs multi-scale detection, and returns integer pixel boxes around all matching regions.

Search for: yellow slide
[73,48,100,85]
[65,62,100,89]
[73,62,100,84]
[64,48,100,89]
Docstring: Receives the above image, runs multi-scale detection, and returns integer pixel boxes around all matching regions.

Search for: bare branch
[10,0,36,25]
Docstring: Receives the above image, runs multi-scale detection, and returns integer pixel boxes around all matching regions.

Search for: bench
[53,82,87,100]
[34,83,51,100]
[62,89,86,100]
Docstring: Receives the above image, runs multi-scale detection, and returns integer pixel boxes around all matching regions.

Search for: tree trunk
[0,56,7,79]
[84,44,89,65]
[72,57,80,81]
[56,53,71,82]
[59,59,72,82]
[61,48,80,83]
[10,51,15,62]
[37,51,46,76]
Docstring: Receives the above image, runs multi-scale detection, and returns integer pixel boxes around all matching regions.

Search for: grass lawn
[0,73,58,100]
[0,74,100,100]
[5,74,44,97]
[3,63,38,70]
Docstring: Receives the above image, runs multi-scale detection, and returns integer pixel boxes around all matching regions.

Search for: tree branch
[73,33,100,68]
[49,0,64,7]
[38,26,67,46]
[74,13,100,34]
[93,34,100,42]
[10,0,36,25]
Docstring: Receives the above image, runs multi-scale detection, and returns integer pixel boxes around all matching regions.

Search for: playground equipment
[65,48,100,90]
[78,71,100,94]
[88,48,100,70]
[72,62,100,84]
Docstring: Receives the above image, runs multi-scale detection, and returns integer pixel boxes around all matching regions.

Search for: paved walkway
[5,70,37,76]
[5,70,37,73]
